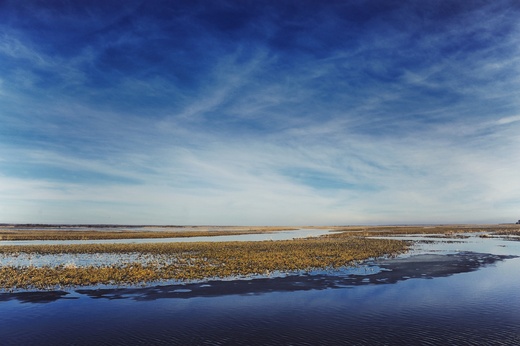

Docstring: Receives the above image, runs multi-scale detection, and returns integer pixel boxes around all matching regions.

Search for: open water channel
[1,231,520,345]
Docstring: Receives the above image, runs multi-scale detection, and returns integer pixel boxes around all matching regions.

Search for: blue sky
[1,0,520,225]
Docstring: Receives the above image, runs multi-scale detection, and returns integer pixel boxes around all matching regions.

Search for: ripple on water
[2,235,520,345]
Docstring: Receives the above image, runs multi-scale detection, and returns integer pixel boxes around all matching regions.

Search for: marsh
[1,225,520,345]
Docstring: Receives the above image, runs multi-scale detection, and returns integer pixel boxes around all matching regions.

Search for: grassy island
[1,224,519,291]
[0,234,408,290]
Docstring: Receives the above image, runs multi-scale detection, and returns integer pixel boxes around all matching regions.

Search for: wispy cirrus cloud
[1,0,520,224]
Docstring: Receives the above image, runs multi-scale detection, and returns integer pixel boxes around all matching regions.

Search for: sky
[1,0,520,225]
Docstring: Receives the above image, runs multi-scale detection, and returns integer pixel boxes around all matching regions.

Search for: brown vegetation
[328,224,520,237]
[0,228,294,241]
[2,224,518,291]
[0,236,408,290]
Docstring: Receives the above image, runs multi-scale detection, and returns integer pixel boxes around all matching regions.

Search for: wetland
[1,224,520,345]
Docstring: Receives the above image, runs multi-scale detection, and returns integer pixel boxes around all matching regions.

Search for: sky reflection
[2,234,520,345]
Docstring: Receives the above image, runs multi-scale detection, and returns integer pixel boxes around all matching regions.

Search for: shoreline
[1,223,519,241]
[0,235,408,291]
[1,225,519,291]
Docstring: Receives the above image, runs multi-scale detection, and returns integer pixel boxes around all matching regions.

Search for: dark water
[1,235,520,345]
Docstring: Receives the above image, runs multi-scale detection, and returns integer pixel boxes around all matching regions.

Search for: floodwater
[0,228,333,269]
[1,234,520,345]
[0,228,331,246]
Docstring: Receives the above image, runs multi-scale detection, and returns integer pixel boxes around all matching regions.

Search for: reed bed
[0,236,409,290]
[329,225,520,237]
[0,228,293,241]
[4,225,516,291]
[493,229,520,237]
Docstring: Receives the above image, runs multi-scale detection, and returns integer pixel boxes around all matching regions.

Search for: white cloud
[2,1,520,225]
[496,115,520,125]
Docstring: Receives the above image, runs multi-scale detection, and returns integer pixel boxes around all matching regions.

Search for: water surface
[1,234,520,345]
[0,228,331,246]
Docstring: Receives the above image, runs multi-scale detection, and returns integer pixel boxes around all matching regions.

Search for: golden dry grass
[2,224,518,291]
[327,224,520,236]
[0,227,294,241]
[0,236,409,290]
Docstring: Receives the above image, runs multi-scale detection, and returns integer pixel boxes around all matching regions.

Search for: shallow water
[1,234,520,345]
[0,228,331,246]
